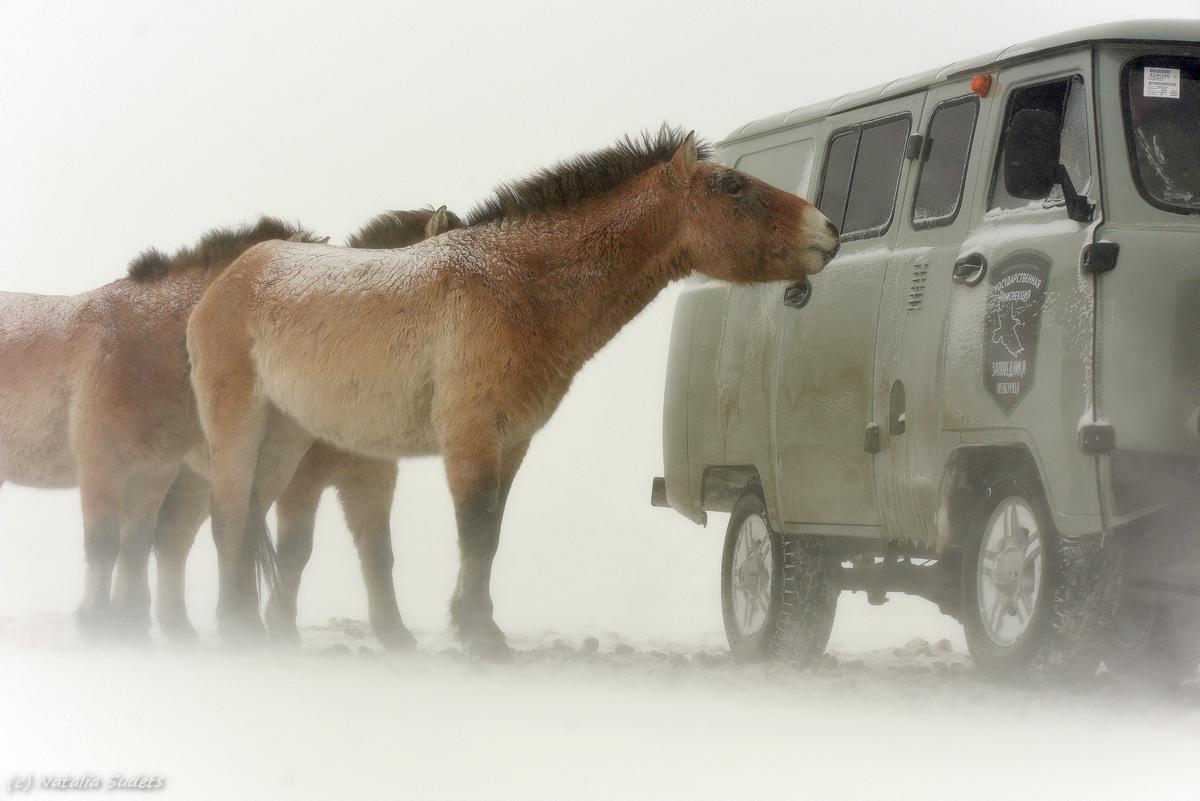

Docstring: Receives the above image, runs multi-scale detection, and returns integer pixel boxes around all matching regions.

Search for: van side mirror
[1003,108,1095,222]
[1003,109,1060,199]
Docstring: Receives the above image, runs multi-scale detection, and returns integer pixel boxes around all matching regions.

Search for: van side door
[772,93,925,536]
[940,51,1103,539]
[873,81,990,546]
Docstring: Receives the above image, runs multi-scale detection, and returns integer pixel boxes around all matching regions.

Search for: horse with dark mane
[0,209,458,642]
[188,126,840,657]
[153,207,461,647]
[0,217,323,637]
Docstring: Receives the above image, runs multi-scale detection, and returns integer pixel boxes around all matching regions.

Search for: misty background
[1,0,1194,648]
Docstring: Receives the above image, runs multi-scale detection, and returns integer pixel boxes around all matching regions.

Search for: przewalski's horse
[187,127,840,656]
[0,217,323,638]
[151,208,462,649]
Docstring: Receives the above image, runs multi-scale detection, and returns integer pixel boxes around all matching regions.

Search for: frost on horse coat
[0,217,323,636]
[154,208,462,648]
[188,127,841,655]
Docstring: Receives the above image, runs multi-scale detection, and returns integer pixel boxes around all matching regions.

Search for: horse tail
[248,491,280,604]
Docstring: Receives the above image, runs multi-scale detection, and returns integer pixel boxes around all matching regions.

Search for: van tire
[721,485,838,664]
[961,469,1120,683]
[1105,595,1200,686]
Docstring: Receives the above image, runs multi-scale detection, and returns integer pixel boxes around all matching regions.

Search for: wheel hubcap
[977,497,1043,647]
[1112,597,1156,650]
[731,513,773,638]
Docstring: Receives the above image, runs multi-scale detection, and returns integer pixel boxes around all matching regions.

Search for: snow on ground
[3,603,1200,801]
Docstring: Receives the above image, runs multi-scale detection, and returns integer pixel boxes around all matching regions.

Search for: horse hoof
[76,606,119,641]
[266,624,303,648]
[110,618,152,646]
[218,614,267,649]
[375,624,417,653]
[159,615,199,645]
[465,635,512,663]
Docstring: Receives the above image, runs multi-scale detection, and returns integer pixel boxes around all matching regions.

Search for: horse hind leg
[333,455,414,651]
[264,452,326,646]
[198,387,272,644]
[246,412,314,642]
[153,467,211,643]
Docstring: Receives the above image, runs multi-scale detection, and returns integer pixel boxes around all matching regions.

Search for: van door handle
[782,281,812,309]
[952,253,988,286]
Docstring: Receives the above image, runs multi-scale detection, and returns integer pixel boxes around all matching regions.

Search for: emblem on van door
[983,252,1050,413]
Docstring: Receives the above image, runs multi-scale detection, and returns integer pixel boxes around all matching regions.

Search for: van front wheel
[721,486,838,663]
[962,469,1119,682]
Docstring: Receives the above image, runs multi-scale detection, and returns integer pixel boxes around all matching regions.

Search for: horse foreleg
[154,467,211,643]
[334,457,413,651]
[444,431,530,660]
[265,458,324,646]
[77,470,122,639]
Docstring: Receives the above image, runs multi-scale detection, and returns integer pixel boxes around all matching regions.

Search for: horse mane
[464,124,713,227]
[346,208,464,249]
[127,215,322,282]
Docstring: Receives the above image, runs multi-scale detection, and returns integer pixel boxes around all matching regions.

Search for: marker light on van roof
[971,74,992,97]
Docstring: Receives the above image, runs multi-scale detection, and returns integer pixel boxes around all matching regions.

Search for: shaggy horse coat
[0,211,455,642]
[155,208,460,647]
[0,218,323,635]
[187,127,840,656]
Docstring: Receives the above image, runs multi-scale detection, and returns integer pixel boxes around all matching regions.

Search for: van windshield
[1123,55,1200,214]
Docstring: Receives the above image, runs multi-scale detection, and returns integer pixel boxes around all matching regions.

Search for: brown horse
[187,127,840,656]
[152,208,462,648]
[0,217,322,637]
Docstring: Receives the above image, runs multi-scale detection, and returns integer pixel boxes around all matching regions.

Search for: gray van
[652,20,1200,682]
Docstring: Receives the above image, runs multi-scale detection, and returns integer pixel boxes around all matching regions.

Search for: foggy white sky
[1,0,1195,643]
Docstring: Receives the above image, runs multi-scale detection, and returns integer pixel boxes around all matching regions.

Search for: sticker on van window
[983,253,1050,413]
[1144,67,1181,99]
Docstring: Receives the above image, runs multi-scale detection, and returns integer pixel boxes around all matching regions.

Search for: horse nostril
[825,232,841,261]
[825,219,840,241]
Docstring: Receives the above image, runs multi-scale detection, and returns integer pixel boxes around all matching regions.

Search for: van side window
[912,97,979,228]
[989,76,1092,212]
[817,131,858,233]
[818,115,910,240]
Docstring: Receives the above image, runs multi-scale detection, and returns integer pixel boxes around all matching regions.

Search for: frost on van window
[818,131,857,230]
[1049,78,1093,205]
[913,98,978,227]
[842,116,910,236]
[1125,56,1200,212]
[988,77,1092,213]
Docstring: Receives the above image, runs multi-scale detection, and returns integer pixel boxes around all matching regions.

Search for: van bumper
[1110,450,1200,518]
[650,476,668,508]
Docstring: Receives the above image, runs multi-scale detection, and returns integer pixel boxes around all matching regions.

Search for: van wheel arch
[939,445,1042,552]
[702,464,769,515]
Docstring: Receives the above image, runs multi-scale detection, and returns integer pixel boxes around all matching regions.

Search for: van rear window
[912,97,978,228]
[818,115,910,241]
[1123,55,1200,214]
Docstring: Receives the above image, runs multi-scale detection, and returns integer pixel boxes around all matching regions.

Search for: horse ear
[671,131,699,181]
[316,235,331,244]
[286,232,306,242]
[425,206,451,238]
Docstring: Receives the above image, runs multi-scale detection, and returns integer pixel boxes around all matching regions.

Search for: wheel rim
[730,513,774,639]
[1112,597,1156,650]
[976,497,1043,647]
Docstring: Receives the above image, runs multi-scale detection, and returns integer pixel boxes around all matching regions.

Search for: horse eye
[722,177,743,195]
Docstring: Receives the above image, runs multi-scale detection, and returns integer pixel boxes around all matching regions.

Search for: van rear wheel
[1105,595,1200,685]
[721,485,838,663]
[962,469,1120,682]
